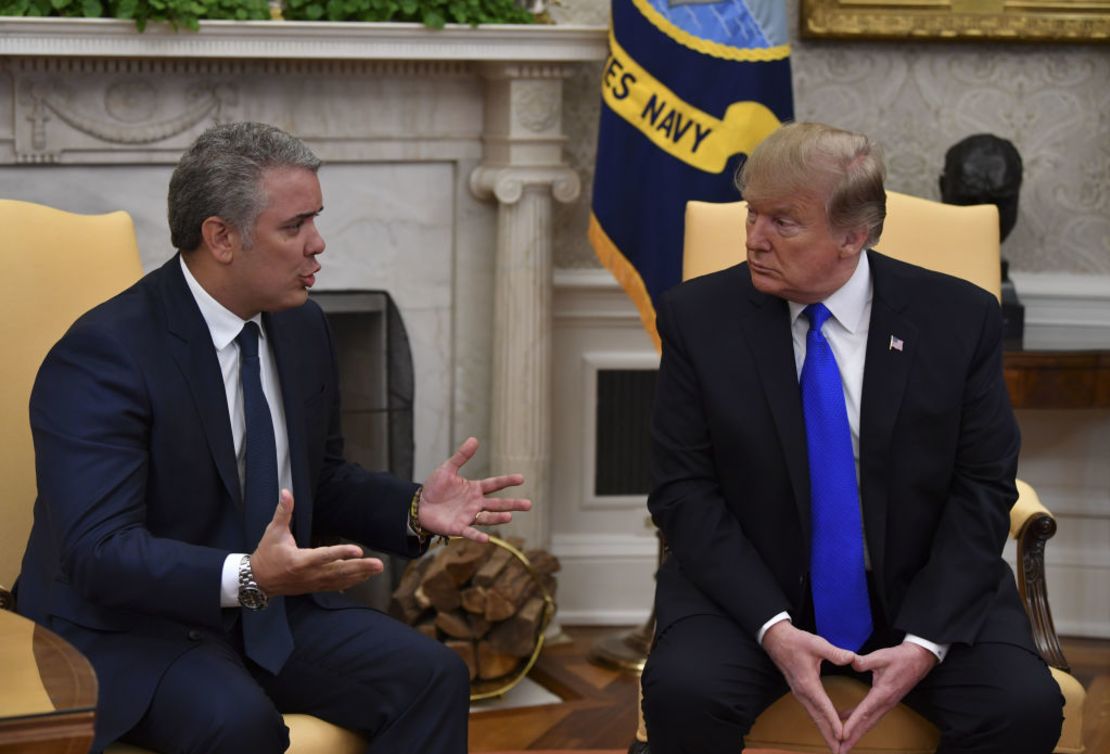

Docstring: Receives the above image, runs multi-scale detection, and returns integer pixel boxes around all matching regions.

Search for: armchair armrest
[1011,479,1069,672]
[1011,479,1053,538]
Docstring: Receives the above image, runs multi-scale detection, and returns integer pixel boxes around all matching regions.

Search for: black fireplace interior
[310,290,415,609]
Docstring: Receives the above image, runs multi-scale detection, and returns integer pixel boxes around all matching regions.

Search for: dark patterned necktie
[801,303,872,652]
[236,322,293,674]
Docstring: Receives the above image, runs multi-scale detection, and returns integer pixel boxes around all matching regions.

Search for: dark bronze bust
[939,134,1024,349]
[940,134,1023,242]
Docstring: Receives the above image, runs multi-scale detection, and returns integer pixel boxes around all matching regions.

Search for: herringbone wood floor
[469,627,1110,754]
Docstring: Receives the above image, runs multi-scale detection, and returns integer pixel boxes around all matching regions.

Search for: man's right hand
[762,621,856,754]
[250,489,384,596]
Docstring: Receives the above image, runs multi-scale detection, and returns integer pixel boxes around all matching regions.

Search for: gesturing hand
[251,489,384,596]
[838,642,937,752]
[762,621,856,754]
[417,437,532,544]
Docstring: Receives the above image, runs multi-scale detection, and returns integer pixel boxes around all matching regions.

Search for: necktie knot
[237,321,261,360]
[803,303,832,333]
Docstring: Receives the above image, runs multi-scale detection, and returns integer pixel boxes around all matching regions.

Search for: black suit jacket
[649,250,1034,652]
[18,255,423,748]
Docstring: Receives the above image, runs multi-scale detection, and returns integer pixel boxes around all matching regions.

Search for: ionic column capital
[469,164,581,206]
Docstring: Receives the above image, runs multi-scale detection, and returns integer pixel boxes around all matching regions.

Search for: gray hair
[168,122,321,252]
[736,122,887,247]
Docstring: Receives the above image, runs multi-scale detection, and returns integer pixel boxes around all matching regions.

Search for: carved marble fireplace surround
[0,18,608,550]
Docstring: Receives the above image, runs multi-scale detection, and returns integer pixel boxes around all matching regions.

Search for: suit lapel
[736,277,812,544]
[265,311,313,548]
[859,251,919,587]
[160,255,242,509]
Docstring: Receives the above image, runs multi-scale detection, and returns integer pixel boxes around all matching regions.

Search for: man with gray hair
[641,122,1062,753]
[17,121,531,753]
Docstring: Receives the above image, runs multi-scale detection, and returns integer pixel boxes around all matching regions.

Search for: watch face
[239,586,268,610]
[238,555,268,610]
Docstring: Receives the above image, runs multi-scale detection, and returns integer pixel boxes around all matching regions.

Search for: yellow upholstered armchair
[630,192,1085,753]
[0,200,365,754]
[0,199,145,601]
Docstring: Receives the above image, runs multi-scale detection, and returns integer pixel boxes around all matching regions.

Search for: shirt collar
[179,254,263,351]
[788,250,872,334]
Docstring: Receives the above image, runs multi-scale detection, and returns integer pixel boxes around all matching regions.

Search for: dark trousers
[641,611,1064,754]
[119,597,470,754]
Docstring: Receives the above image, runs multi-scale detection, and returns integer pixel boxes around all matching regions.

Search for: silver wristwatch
[237,554,269,610]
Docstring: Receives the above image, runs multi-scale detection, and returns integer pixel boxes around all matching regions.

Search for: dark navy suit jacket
[649,251,1036,652]
[18,255,422,750]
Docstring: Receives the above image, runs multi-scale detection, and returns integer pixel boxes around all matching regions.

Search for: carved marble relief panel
[513,79,562,135]
[9,61,245,164]
[3,58,484,165]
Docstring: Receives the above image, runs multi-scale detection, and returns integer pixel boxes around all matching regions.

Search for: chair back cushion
[683,191,1001,300]
[0,199,143,589]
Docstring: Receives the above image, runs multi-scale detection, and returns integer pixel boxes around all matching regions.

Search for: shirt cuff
[221,553,246,608]
[757,612,792,645]
[903,634,949,663]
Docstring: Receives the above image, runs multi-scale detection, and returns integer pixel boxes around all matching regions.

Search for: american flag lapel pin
[889,335,904,352]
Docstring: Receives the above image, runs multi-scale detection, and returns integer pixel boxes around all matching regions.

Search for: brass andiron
[587,524,661,674]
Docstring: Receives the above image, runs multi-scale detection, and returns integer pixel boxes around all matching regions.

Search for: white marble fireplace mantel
[0,17,608,550]
[0,17,606,61]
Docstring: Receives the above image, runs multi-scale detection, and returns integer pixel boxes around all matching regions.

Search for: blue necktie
[237,322,294,674]
[801,304,872,652]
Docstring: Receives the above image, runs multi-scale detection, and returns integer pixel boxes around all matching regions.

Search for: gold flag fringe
[588,212,662,353]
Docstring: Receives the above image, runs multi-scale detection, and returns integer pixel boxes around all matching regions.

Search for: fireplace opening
[310,290,415,610]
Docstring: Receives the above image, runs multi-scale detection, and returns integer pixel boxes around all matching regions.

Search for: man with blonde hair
[642,122,1062,753]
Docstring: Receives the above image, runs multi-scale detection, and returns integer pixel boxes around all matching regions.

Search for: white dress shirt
[179,256,293,608]
[756,253,948,662]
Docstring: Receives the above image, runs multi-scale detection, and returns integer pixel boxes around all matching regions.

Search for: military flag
[589,0,794,348]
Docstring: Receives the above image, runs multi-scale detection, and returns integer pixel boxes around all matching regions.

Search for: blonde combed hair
[736,122,887,247]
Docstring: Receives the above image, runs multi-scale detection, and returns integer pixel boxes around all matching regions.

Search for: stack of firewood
[390,538,560,683]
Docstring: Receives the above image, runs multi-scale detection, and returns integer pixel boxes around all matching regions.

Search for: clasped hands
[250,436,530,597]
[762,621,937,754]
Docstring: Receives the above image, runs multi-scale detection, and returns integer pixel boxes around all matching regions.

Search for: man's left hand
[839,642,938,752]
[418,437,531,543]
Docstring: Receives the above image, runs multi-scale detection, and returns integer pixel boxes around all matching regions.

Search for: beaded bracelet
[409,486,449,545]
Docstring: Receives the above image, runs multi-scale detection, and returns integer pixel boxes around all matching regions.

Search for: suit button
[187,629,202,641]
